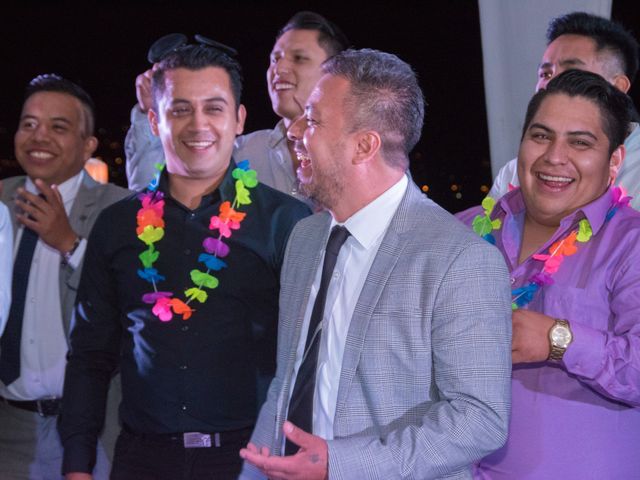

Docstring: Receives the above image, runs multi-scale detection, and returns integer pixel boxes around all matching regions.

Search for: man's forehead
[272,28,322,51]
[533,94,604,132]
[542,34,599,61]
[22,91,82,118]
[306,74,347,109]
[163,67,233,97]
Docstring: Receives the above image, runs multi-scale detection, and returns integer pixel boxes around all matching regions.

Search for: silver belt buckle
[183,432,212,448]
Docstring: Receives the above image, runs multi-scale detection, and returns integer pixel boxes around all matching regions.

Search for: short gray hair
[322,48,425,169]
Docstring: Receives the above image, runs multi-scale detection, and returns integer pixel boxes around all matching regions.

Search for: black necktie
[0,226,39,385]
[285,225,350,454]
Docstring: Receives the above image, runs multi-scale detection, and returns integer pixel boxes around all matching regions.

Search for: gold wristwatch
[548,319,573,361]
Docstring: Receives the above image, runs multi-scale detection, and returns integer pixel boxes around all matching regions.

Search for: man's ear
[609,144,625,183]
[353,131,381,165]
[83,135,99,160]
[236,104,247,136]
[148,108,160,137]
[611,74,631,94]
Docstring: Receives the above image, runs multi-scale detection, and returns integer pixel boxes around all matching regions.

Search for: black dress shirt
[59,162,310,473]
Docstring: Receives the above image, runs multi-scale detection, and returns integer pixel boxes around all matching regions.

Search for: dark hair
[25,73,96,136]
[522,69,631,155]
[277,11,350,57]
[547,12,639,83]
[322,48,425,169]
[152,44,243,110]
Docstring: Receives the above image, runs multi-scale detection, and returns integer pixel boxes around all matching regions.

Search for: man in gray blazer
[0,74,128,479]
[240,49,513,479]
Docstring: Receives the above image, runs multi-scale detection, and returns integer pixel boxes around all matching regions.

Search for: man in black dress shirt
[59,42,310,479]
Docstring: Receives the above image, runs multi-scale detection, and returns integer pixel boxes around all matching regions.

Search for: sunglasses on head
[147,33,238,64]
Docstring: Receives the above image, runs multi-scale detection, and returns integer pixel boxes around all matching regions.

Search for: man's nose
[287,115,306,142]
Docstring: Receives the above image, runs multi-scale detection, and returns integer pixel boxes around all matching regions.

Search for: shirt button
[189,213,196,219]
[333,271,340,279]
[181,405,187,411]
[181,325,189,332]
[184,248,191,255]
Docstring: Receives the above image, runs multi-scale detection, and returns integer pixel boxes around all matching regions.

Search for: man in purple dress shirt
[457,69,640,479]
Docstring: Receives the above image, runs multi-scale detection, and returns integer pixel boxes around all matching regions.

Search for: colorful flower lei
[474,186,631,310]
[136,160,258,321]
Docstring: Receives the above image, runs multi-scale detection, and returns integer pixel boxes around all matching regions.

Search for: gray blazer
[1,171,129,465]
[243,180,513,480]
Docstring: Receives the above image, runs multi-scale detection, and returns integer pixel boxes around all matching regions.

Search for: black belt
[0,395,62,416]
[122,423,253,448]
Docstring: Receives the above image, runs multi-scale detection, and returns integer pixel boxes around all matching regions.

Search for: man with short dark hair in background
[60,41,309,479]
[0,74,128,479]
[489,12,640,208]
[125,11,349,205]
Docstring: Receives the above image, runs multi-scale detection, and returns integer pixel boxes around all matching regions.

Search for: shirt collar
[332,174,408,250]
[25,169,84,207]
[268,119,288,149]
[495,186,617,235]
[156,160,239,209]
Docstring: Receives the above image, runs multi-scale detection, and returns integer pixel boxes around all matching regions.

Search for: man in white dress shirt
[240,49,512,480]
[0,74,128,480]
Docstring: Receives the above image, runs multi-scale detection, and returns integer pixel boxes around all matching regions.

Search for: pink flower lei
[136,160,258,321]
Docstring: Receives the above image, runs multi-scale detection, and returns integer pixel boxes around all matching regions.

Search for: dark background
[1,1,639,212]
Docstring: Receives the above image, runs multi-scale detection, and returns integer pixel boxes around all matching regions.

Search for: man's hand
[135,66,156,113]
[512,309,555,363]
[239,421,328,480]
[65,473,92,480]
[15,179,78,254]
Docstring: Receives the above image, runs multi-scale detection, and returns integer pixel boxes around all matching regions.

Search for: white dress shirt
[0,171,87,400]
[289,175,408,440]
[0,202,12,335]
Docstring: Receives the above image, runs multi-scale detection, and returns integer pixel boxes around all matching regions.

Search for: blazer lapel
[67,172,99,235]
[59,172,100,337]
[334,181,424,421]
[275,213,333,434]
[1,177,25,235]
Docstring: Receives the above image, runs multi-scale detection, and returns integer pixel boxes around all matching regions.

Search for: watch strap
[62,236,82,264]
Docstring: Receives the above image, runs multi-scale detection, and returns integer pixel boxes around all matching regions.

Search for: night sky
[1,1,639,212]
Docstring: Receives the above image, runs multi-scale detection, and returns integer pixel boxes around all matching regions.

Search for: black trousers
[110,426,252,480]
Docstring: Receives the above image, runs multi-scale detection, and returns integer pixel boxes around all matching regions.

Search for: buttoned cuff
[562,321,606,379]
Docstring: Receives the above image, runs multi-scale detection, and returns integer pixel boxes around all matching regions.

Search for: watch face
[551,325,572,348]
